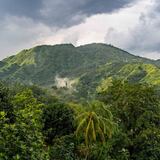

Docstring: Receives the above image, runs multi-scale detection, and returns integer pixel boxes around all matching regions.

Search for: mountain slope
[0,43,160,100]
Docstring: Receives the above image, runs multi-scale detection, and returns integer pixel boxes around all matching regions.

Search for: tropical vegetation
[0,43,160,159]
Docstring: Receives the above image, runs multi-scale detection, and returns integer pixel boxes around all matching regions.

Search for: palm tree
[75,101,115,158]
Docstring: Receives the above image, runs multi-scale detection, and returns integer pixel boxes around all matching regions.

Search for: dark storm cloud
[40,0,133,27]
[0,0,133,27]
[0,0,42,19]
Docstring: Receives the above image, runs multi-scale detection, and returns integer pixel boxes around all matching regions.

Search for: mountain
[0,43,160,100]
[155,59,160,65]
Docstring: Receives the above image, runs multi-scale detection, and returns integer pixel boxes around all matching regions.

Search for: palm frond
[75,118,86,136]
[91,119,96,142]
[85,117,92,146]
[97,126,105,143]
[75,112,88,121]
[92,112,100,124]
[99,118,106,134]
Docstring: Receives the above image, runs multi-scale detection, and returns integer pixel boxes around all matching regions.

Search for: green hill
[96,63,160,94]
[0,43,160,100]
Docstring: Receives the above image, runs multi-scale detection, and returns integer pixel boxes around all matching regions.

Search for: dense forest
[0,44,160,159]
[0,80,160,160]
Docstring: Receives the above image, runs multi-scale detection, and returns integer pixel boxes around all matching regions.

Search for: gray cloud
[40,0,133,27]
[0,0,42,20]
[124,1,160,58]
[0,0,132,27]
[0,16,52,60]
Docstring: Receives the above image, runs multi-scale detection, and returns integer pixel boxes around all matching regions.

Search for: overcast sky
[0,0,160,60]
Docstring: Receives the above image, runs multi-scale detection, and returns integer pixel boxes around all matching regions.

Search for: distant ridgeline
[0,43,160,100]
